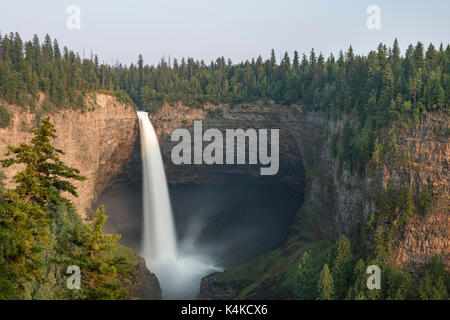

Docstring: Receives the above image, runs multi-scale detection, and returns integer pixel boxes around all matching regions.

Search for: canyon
[0,94,448,299]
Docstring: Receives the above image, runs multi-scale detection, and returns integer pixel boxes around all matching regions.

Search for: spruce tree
[317,264,334,300]
[56,206,132,300]
[293,251,316,299]
[0,118,131,300]
[1,117,86,206]
[419,255,448,300]
[332,235,353,299]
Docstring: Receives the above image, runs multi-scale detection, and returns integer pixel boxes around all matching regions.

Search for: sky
[0,0,449,66]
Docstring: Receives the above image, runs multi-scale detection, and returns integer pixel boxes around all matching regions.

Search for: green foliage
[382,264,415,300]
[0,194,49,299]
[0,170,5,194]
[56,206,133,300]
[419,255,449,300]
[373,226,390,264]
[289,251,317,299]
[418,184,433,215]
[1,32,448,172]
[114,89,134,106]
[377,181,415,226]
[1,118,86,206]
[372,138,384,168]
[0,104,11,128]
[317,264,334,300]
[332,235,353,299]
[345,259,381,300]
[0,118,131,299]
[346,259,368,300]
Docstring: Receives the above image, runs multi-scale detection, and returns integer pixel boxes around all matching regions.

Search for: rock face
[0,94,138,219]
[286,109,449,271]
[375,113,449,271]
[149,102,305,193]
[148,102,448,274]
[197,273,252,300]
[131,256,162,300]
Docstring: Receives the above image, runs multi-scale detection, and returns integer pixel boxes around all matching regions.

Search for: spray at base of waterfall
[145,254,222,300]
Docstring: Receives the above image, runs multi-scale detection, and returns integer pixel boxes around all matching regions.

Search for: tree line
[1,32,448,171]
[1,32,448,115]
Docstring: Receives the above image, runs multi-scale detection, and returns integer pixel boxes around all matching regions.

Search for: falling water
[137,111,222,299]
[137,111,177,261]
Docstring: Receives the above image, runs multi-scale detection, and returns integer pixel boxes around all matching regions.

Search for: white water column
[137,111,177,262]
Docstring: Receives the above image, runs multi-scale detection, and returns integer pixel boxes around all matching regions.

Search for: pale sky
[0,0,449,66]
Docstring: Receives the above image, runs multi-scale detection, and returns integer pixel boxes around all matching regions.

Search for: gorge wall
[147,102,448,273]
[1,96,447,287]
[0,94,138,219]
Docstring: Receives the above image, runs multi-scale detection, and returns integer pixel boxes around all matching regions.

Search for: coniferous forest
[0,31,448,300]
[1,32,449,171]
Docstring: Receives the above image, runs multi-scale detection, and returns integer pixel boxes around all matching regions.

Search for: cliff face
[287,109,449,272]
[149,102,448,274]
[149,102,305,193]
[0,94,138,219]
[373,113,449,271]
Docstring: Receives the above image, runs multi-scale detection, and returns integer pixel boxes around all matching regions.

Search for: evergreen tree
[1,118,86,206]
[346,259,368,300]
[0,191,48,298]
[317,264,334,300]
[292,251,316,299]
[0,118,131,299]
[419,255,448,300]
[332,235,353,299]
[56,206,132,300]
[382,264,414,300]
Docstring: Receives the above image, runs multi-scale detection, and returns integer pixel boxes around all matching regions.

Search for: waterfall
[137,111,177,262]
[137,111,221,299]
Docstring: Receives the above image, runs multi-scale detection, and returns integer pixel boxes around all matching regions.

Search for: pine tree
[293,50,300,71]
[292,251,316,299]
[383,264,414,300]
[419,255,448,300]
[270,49,276,66]
[1,118,86,206]
[317,264,334,300]
[391,38,401,68]
[0,118,87,298]
[0,193,48,298]
[345,259,368,300]
[56,206,132,300]
[1,118,132,299]
[332,235,353,299]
